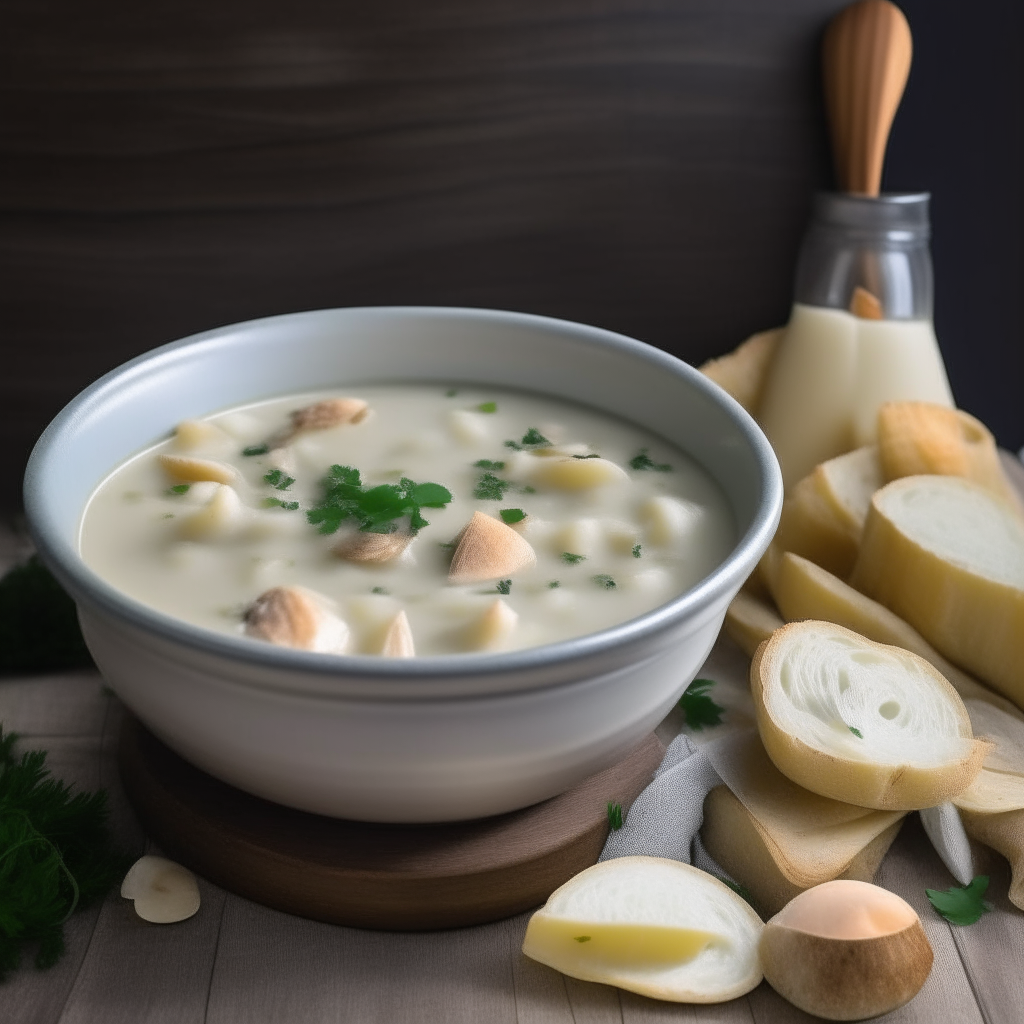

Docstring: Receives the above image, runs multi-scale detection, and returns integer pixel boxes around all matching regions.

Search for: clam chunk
[464,598,518,651]
[448,511,536,584]
[178,484,244,540]
[244,585,349,654]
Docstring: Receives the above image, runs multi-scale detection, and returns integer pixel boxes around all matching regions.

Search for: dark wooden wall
[2,0,1020,512]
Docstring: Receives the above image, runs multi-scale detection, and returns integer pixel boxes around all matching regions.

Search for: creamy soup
[79,385,735,656]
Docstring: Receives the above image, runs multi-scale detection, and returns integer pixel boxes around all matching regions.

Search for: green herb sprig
[473,473,512,501]
[263,469,295,491]
[242,444,269,457]
[476,402,497,413]
[561,552,586,565]
[592,574,616,589]
[0,728,128,981]
[629,448,672,472]
[262,498,299,511]
[495,579,512,595]
[679,678,725,730]
[167,484,190,496]
[848,726,863,738]
[926,876,992,926]
[607,802,624,831]
[306,465,452,535]
[504,427,551,451]
[499,508,526,525]
[474,459,505,471]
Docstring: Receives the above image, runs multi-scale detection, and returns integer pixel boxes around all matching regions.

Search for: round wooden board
[118,716,664,931]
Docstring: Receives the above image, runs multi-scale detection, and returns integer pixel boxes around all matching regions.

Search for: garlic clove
[448,511,536,584]
[158,454,238,485]
[335,531,412,565]
[121,855,201,924]
[381,610,415,657]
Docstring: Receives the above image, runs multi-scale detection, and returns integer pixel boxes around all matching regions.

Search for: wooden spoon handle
[822,0,913,196]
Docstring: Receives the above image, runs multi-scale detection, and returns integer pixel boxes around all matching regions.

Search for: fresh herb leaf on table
[0,556,93,674]
[678,678,725,730]
[306,466,452,535]
[607,802,623,831]
[0,728,128,981]
[926,875,992,925]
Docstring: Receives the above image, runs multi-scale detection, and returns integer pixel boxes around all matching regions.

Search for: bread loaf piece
[724,591,784,658]
[752,621,990,809]
[699,328,782,415]
[851,476,1024,709]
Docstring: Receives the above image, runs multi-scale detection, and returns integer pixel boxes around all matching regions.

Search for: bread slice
[699,733,904,917]
[768,445,882,579]
[724,591,784,658]
[959,808,1024,911]
[752,621,990,810]
[522,857,763,1002]
[768,551,1024,722]
[699,328,782,415]
[877,401,1023,512]
[851,476,1024,709]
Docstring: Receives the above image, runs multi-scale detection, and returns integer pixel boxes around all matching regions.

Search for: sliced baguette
[958,808,1024,911]
[699,328,783,415]
[752,621,990,810]
[877,401,1022,512]
[699,734,904,917]
[522,857,763,1002]
[767,445,882,579]
[724,591,784,658]
[851,476,1024,709]
[768,551,1024,723]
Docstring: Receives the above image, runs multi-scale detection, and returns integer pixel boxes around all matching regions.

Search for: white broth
[79,384,735,656]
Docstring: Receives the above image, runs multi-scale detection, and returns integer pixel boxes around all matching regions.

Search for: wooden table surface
[4,612,1024,1023]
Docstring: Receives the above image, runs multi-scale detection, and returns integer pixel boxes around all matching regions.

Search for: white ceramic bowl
[25,307,781,822]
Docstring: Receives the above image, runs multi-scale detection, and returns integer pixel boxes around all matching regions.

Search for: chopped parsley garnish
[242,444,270,457]
[0,556,93,673]
[438,540,456,550]
[445,388,458,397]
[306,465,452,535]
[474,459,505,470]
[522,485,536,494]
[632,543,642,559]
[504,427,551,451]
[263,469,295,491]
[499,508,526,525]
[476,401,498,413]
[547,580,561,588]
[607,801,624,831]
[371,586,390,595]
[495,579,512,595]
[678,678,725,730]
[574,935,592,943]
[572,454,600,459]
[474,472,512,501]
[262,498,300,511]
[629,448,672,472]
[848,726,863,738]
[592,574,616,589]
[167,484,190,495]
[561,552,586,565]
[926,876,992,925]
[0,727,128,980]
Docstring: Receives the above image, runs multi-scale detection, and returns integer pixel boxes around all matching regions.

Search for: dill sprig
[0,557,93,674]
[306,465,452,536]
[0,728,129,981]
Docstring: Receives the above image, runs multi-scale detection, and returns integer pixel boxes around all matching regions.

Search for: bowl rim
[24,304,782,688]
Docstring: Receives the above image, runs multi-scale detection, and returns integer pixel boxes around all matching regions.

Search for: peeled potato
[851,475,1024,709]
[522,857,763,1003]
[752,621,990,810]
[760,880,933,1020]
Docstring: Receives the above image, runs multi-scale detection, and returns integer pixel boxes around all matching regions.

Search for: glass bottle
[757,192,954,490]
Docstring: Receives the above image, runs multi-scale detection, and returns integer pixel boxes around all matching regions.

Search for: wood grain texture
[118,716,664,930]
[0,0,853,511]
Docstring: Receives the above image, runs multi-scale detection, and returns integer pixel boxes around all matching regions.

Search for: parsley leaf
[474,472,512,501]
[592,574,617,589]
[474,459,505,470]
[572,453,601,459]
[607,801,623,831]
[371,586,390,595]
[632,543,642,558]
[679,678,725,730]
[0,557,93,674]
[547,580,561,589]
[306,465,452,536]
[167,484,190,495]
[561,552,586,565]
[262,498,299,511]
[521,427,551,447]
[499,508,526,524]
[242,444,269,457]
[477,401,498,413]
[445,388,458,397]
[495,579,512,595]
[263,469,295,491]
[629,448,672,472]
[926,876,992,926]
[0,728,129,981]
[849,726,863,738]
